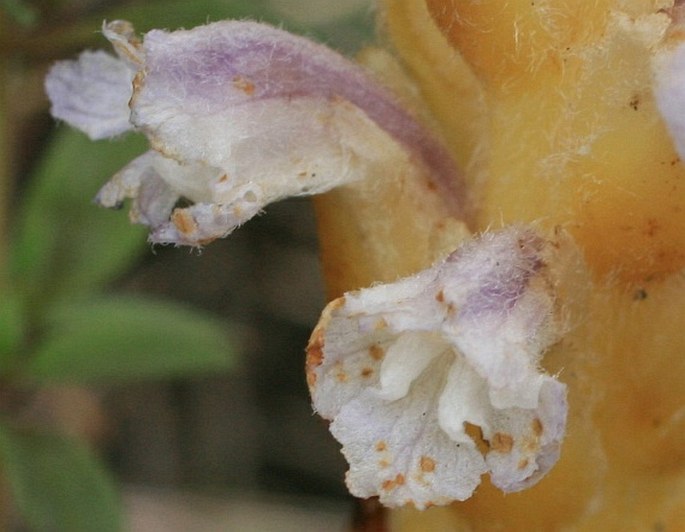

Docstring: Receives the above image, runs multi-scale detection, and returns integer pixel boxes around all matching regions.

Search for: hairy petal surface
[306,226,567,508]
[45,20,467,246]
[45,50,135,140]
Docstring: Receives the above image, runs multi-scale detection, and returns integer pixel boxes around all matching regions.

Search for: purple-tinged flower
[45,18,569,509]
[45,20,467,246]
[306,226,566,509]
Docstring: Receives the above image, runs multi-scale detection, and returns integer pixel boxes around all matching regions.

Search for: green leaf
[108,0,374,51]
[25,296,237,383]
[264,0,376,52]
[106,0,278,33]
[313,9,376,53]
[10,129,148,313]
[0,288,25,371]
[0,424,121,532]
[1,0,39,27]
[34,0,364,59]
[37,0,282,54]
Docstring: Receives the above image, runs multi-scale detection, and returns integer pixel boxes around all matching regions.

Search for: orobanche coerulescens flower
[46,19,466,246]
[45,1,685,529]
[46,18,565,507]
[307,227,567,508]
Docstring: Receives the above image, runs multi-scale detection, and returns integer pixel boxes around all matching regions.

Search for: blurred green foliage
[0,0,374,529]
[1,0,38,27]
[0,425,122,532]
[28,296,236,383]
[11,130,149,316]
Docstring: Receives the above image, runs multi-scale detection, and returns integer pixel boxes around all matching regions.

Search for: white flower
[45,19,568,510]
[44,20,466,246]
[306,226,567,509]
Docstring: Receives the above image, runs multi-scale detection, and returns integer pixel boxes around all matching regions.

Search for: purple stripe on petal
[134,21,470,219]
[454,228,545,319]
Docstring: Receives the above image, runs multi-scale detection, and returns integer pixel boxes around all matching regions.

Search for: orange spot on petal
[532,418,543,436]
[305,327,325,389]
[374,318,388,330]
[232,75,255,95]
[369,344,385,361]
[381,473,405,492]
[491,432,514,453]
[171,209,197,236]
[420,456,436,473]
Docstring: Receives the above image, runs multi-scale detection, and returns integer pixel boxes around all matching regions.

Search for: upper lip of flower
[44,19,471,247]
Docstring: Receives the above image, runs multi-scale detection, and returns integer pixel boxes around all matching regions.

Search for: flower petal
[140,96,405,244]
[332,354,488,509]
[377,332,446,401]
[45,50,134,140]
[149,192,262,246]
[94,151,184,228]
[47,20,470,246]
[129,20,465,208]
[95,151,156,209]
[131,174,179,228]
[118,20,469,245]
[484,377,567,493]
[437,356,490,442]
[307,226,567,507]
[655,41,685,161]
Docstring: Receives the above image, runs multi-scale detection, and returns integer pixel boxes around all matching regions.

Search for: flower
[45,19,467,246]
[45,15,570,512]
[39,0,685,528]
[307,226,566,508]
